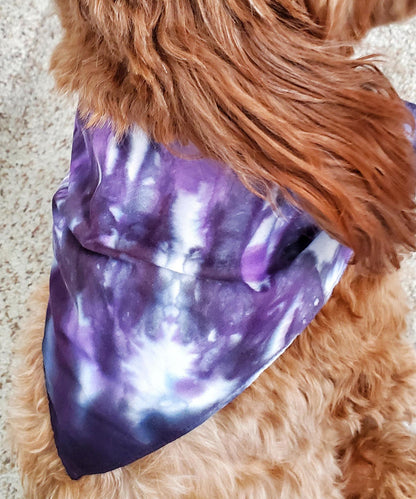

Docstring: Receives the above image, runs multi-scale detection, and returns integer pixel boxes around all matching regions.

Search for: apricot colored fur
[50,0,416,272]
[9,1,416,497]
[307,0,416,39]
[10,269,416,498]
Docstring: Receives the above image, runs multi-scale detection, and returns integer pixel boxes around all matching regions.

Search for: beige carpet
[1,2,416,497]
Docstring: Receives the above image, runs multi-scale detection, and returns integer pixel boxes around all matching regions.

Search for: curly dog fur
[10,270,416,497]
[9,0,416,497]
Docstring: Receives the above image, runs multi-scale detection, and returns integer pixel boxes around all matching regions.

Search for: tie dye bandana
[43,112,354,479]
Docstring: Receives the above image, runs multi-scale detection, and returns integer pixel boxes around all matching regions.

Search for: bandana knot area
[43,112,352,479]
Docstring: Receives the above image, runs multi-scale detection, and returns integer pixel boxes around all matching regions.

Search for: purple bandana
[43,112,355,479]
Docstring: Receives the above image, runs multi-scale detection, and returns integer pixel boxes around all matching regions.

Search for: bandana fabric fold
[43,112,354,479]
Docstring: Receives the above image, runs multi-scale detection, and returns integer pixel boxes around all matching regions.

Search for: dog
[9,1,416,497]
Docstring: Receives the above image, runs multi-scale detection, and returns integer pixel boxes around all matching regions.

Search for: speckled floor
[1,2,416,498]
